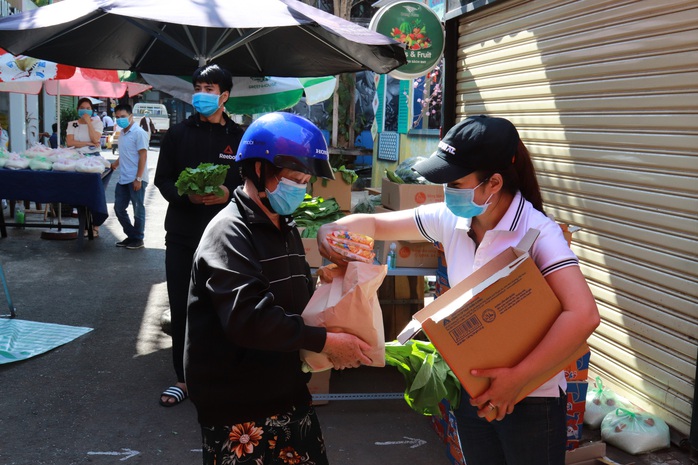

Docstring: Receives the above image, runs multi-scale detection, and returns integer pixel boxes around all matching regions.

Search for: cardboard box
[564,441,626,464]
[310,177,352,212]
[302,238,323,268]
[372,204,394,214]
[381,178,444,211]
[397,229,589,421]
[374,240,439,269]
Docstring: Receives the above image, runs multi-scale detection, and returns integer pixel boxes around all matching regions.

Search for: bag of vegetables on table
[175,162,230,196]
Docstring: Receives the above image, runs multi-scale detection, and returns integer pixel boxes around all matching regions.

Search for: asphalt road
[0,148,450,465]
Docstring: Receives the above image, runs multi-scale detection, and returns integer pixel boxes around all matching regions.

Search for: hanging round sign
[369,1,445,80]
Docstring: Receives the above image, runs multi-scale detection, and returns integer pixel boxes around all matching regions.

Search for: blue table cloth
[0,168,108,226]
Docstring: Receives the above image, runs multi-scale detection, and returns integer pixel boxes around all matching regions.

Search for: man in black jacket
[154,64,244,407]
[186,112,371,465]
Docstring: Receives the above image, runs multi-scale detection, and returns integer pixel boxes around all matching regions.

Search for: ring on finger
[487,402,496,411]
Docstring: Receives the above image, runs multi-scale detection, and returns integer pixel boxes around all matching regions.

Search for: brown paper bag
[300,262,388,372]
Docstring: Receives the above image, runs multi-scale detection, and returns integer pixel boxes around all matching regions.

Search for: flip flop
[159,386,188,407]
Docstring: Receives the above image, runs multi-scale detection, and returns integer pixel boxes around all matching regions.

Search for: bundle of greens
[293,194,344,238]
[385,340,461,418]
[175,163,230,196]
[312,165,358,187]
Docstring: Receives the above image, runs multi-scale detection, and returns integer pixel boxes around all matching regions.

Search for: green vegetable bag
[385,340,461,418]
[175,163,230,196]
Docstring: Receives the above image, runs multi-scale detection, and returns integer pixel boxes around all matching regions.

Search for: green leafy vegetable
[385,340,461,418]
[293,194,345,238]
[175,163,230,196]
[311,165,358,187]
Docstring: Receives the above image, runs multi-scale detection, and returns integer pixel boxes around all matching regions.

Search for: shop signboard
[370,1,445,80]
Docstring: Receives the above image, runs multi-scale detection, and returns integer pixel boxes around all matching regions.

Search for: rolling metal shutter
[451,0,697,435]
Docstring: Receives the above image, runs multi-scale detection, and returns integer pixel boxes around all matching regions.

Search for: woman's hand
[80,113,93,125]
[468,366,527,421]
[322,331,373,370]
[317,222,349,266]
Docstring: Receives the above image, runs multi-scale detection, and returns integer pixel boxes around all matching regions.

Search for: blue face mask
[266,177,307,216]
[116,117,130,129]
[444,181,493,219]
[192,92,221,117]
[78,109,92,118]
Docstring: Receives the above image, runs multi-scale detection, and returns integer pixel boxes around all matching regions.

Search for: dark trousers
[454,388,567,465]
[165,240,196,383]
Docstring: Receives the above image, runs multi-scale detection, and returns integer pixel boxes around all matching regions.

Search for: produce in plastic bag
[29,156,53,171]
[3,153,29,169]
[326,230,375,263]
[22,143,52,158]
[52,158,78,172]
[385,340,461,418]
[395,156,430,184]
[585,377,631,428]
[75,156,108,173]
[175,162,230,196]
[601,407,670,455]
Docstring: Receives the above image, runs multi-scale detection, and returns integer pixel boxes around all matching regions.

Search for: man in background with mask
[154,63,245,408]
[110,104,149,250]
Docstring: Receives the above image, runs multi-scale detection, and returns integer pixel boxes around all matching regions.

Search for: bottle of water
[387,242,397,270]
[14,202,25,225]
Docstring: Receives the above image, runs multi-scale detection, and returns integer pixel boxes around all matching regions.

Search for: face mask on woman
[116,117,130,129]
[192,92,222,117]
[444,181,493,219]
[78,109,92,119]
[265,177,308,216]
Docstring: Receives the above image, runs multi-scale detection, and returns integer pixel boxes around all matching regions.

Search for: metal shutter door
[453,0,697,435]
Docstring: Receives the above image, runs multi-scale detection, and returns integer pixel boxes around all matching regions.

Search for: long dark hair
[478,140,545,214]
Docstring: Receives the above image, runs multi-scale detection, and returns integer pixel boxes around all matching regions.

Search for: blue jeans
[114,181,146,240]
[454,388,567,465]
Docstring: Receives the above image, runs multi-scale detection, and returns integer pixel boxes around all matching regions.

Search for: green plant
[60,107,78,146]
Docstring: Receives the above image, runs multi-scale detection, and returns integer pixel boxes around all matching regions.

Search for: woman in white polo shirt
[317,115,599,465]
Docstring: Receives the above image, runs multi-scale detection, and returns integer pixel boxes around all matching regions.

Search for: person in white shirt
[109,103,149,250]
[102,111,114,132]
[65,98,103,149]
[317,115,600,465]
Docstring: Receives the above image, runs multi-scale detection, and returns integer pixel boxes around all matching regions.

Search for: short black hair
[77,97,94,110]
[52,123,58,132]
[192,64,233,94]
[114,104,133,115]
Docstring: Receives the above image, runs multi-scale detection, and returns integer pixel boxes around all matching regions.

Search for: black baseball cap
[413,115,519,184]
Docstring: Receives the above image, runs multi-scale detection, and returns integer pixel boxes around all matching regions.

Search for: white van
[132,103,169,140]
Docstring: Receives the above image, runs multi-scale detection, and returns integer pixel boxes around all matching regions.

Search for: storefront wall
[448,0,697,435]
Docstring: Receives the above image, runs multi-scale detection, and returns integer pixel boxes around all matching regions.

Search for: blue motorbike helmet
[236,112,334,180]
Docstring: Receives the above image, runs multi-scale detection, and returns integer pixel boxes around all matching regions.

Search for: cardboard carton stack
[309,177,352,212]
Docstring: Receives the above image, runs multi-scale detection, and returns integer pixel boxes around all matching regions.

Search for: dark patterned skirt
[200,405,329,465]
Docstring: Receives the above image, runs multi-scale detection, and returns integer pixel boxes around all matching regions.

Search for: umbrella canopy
[0,47,75,81]
[0,0,407,77]
[142,73,335,115]
[0,67,151,98]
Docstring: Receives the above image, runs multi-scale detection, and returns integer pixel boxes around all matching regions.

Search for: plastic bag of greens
[601,407,670,454]
[386,340,461,418]
[394,157,430,184]
[175,163,230,196]
[585,376,630,428]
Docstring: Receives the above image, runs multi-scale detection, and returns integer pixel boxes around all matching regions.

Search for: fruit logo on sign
[399,246,411,258]
[415,192,427,204]
[390,19,431,50]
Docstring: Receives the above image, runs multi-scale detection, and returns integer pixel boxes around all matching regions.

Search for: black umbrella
[0,0,406,77]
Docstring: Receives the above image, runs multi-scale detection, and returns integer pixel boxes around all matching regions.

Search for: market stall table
[0,169,108,249]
